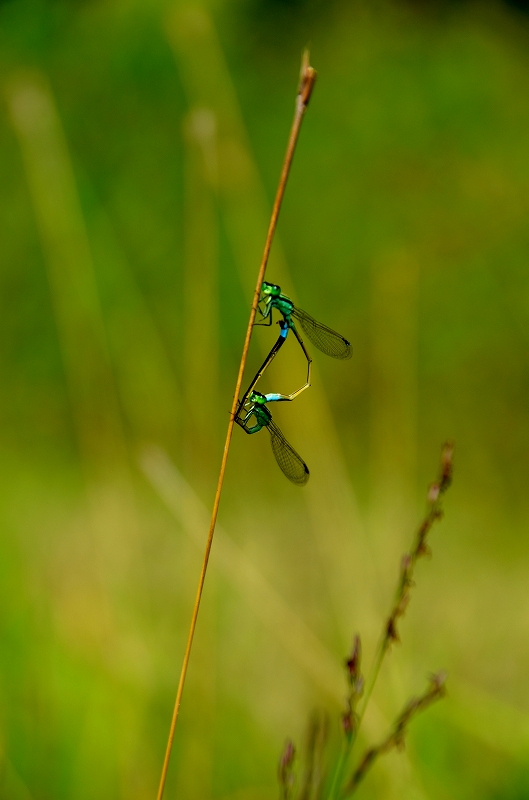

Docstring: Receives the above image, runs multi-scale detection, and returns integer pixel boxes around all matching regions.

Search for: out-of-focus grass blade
[87,207,182,450]
[0,752,34,800]
[443,679,529,759]
[5,72,148,791]
[369,249,419,572]
[182,106,219,476]
[165,5,277,291]
[140,444,347,706]
[5,69,142,573]
[5,72,127,480]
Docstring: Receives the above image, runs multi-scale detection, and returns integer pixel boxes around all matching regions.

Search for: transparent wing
[292,306,352,359]
[267,420,309,486]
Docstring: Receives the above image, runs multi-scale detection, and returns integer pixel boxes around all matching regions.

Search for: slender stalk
[356,442,454,729]
[155,52,317,800]
[354,645,384,734]
[341,672,446,797]
[328,742,352,800]
[328,636,362,800]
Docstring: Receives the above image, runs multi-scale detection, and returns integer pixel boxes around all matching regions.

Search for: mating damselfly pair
[235,282,351,485]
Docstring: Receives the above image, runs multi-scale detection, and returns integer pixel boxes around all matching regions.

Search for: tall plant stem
[328,739,353,800]
[355,639,387,732]
[355,442,454,733]
[155,52,317,800]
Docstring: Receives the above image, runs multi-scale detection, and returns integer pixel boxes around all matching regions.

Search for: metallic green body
[240,282,312,405]
[258,280,352,361]
[235,281,350,484]
[240,391,272,434]
[260,282,295,325]
[235,390,309,485]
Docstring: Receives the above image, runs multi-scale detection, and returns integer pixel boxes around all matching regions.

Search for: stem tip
[299,49,317,107]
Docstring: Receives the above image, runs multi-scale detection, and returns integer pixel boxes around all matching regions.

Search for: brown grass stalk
[155,52,317,800]
[167,7,370,637]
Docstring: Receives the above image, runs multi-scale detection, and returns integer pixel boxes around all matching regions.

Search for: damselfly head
[249,390,267,404]
[262,282,281,297]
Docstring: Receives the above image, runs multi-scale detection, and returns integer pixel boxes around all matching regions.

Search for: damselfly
[258,281,352,360]
[235,390,309,486]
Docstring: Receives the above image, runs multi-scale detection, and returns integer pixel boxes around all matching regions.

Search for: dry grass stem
[167,7,370,639]
[155,53,317,800]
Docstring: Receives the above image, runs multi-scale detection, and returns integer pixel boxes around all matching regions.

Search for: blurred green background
[1,0,529,797]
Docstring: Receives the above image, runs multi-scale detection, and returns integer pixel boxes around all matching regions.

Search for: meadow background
[1,0,529,797]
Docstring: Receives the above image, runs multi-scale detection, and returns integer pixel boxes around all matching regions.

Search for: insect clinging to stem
[235,390,310,486]
[257,281,352,360]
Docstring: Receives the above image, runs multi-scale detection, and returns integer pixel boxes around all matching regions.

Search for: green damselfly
[258,281,352,360]
[236,283,350,483]
[235,390,309,486]
[240,281,350,403]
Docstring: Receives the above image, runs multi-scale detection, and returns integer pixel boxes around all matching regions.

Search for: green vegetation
[1,1,529,797]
